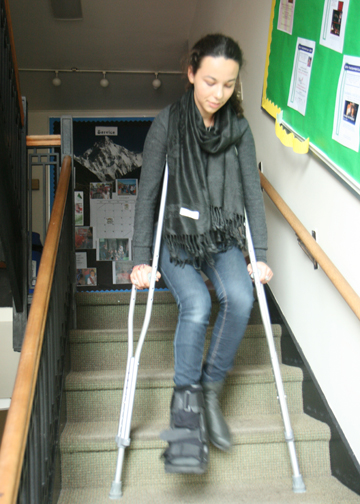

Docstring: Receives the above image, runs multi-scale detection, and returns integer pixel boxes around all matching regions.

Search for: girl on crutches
[130,34,273,474]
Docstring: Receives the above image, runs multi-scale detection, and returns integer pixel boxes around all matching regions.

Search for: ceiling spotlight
[152,73,161,90]
[100,71,109,88]
[52,71,61,86]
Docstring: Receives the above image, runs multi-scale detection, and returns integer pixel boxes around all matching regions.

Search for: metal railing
[260,172,360,320]
[0,0,27,345]
[26,137,61,293]
[0,156,76,504]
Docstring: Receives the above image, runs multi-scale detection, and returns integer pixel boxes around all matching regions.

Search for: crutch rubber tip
[292,475,306,493]
[109,481,122,499]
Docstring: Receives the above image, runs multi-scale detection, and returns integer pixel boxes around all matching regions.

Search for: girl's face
[188,56,239,124]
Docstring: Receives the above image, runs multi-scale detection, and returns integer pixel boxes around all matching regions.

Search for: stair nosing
[65,364,303,391]
[69,324,282,343]
[60,413,331,453]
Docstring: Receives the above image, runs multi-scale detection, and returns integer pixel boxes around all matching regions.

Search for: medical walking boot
[160,384,209,474]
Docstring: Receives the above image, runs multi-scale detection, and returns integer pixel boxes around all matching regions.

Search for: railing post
[61,115,76,329]
[60,116,73,164]
[12,97,29,351]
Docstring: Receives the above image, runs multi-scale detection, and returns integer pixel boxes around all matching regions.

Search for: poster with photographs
[75,227,93,250]
[113,261,134,285]
[77,268,97,287]
[90,182,112,199]
[97,238,130,261]
[50,117,153,290]
[75,191,84,225]
[115,178,138,197]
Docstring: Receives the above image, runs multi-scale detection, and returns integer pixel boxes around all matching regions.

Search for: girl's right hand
[130,264,161,289]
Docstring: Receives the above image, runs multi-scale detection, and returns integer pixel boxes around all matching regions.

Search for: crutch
[244,209,306,493]
[109,160,169,500]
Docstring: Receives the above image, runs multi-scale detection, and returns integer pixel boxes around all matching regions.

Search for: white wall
[0,309,20,401]
[190,0,360,464]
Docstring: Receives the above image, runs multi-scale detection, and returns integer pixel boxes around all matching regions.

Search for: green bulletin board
[262,0,360,189]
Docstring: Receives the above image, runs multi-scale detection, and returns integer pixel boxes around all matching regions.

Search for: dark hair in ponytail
[184,34,244,117]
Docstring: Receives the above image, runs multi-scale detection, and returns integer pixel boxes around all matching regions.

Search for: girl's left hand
[247,261,273,284]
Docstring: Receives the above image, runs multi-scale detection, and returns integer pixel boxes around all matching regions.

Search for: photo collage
[75,178,138,287]
[50,117,153,290]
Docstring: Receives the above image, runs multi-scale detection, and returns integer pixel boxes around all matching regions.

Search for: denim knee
[226,281,254,318]
[213,271,254,321]
[178,288,212,326]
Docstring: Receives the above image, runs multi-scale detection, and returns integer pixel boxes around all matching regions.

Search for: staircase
[57,290,360,504]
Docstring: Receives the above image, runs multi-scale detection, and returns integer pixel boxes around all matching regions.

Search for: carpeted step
[64,364,304,423]
[69,324,282,371]
[58,292,360,504]
[59,414,331,489]
[75,291,263,330]
[57,477,360,504]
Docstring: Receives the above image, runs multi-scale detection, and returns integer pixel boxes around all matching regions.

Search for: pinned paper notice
[75,191,84,226]
[288,38,316,116]
[332,55,360,152]
[76,252,87,269]
[320,0,350,54]
[277,0,296,35]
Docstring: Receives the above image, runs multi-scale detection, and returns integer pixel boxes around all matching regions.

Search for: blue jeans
[158,240,254,386]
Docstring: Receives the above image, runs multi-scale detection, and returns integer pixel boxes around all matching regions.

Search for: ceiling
[9,0,199,111]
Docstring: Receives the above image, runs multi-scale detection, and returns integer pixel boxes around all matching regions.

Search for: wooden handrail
[3,0,24,126]
[0,156,72,504]
[260,172,360,321]
[26,135,62,147]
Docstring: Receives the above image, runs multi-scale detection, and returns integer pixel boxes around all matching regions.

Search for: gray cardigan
[133,105,267,265]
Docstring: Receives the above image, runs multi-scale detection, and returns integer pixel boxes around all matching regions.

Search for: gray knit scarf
[164,89,248,268]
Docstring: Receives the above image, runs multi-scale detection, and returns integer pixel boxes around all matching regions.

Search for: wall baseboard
[265,285,360,496]
[0,398,11,410]
[0,409,8,448]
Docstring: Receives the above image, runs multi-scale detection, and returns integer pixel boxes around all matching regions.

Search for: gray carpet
[56,291,360,503]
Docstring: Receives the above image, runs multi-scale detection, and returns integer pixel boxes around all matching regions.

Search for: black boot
[160,384,209,474]
[202,380,232,451]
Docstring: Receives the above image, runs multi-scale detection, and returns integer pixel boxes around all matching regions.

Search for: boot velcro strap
[160,427,200,443]
[171,390,205,411]
[162,438,204,462]
[173,410,199,429]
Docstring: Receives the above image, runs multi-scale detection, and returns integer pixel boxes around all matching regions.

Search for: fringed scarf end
[164,208,246,269]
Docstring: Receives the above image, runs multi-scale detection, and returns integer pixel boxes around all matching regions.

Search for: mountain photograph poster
[50,117,153,290]
[72,117,152,190]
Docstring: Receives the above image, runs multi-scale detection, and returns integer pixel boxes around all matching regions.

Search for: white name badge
[180,207,200,220]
